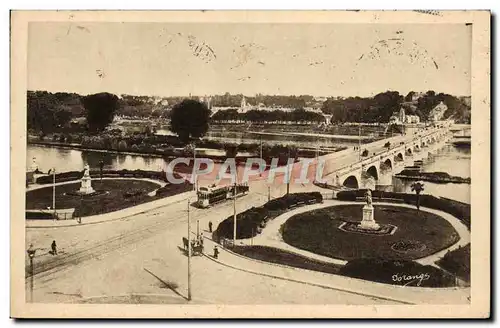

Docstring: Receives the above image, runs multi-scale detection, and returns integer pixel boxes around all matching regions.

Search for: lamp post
[233,181,237,246]
[26,245,36,302]
[52,167,56,220]
[187,199,192,301]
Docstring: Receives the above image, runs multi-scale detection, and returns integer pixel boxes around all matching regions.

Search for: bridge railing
[328,127,447,178]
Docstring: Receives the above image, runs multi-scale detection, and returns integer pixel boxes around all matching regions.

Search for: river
[27,141,470,204]
[392,144,471,204]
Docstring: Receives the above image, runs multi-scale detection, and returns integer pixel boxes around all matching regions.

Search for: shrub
[436,244,470,282]
[215,192,323,240]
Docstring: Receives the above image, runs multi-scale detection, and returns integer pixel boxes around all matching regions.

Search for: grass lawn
[26,179,187,217]
[436,243,470,283]
[282,205,460,261]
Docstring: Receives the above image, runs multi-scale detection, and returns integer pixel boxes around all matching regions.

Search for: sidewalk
[26,190,196,228]
[203,237,470,305]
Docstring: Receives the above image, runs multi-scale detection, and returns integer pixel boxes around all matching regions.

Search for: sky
[28,22,472,98]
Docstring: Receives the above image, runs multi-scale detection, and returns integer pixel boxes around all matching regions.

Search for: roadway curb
[201,250,414,305]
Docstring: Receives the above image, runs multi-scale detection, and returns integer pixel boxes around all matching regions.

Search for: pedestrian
[51,240,57,255]
[208,221,213,233]
[213,245,219,259]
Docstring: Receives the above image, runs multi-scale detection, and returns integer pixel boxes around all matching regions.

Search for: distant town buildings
[389,107,420,125]
[428,101,448,122]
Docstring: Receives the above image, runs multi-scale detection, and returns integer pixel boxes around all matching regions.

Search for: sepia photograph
[10,10,490,318]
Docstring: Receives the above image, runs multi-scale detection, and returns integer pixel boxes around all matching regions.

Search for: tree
[224,143,239,158]
[410,181,425,211]
[82,92,120,133]
[170,99,211,142]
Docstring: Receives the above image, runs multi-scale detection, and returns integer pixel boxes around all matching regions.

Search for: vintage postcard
[10,10,490,318]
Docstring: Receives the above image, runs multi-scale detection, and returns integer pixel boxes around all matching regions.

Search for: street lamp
[51,167,56,220]
[186,199,193,301]
[26,245,36,302]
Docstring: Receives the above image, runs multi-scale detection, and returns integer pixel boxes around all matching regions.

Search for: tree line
[211,108,325,123]
[321,90,470,124]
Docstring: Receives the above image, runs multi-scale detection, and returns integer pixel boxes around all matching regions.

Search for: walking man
[51,240,57,255]
[208,221,213,233]
[213,245,219,259]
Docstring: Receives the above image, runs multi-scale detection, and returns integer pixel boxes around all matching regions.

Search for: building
[428,101,448,122]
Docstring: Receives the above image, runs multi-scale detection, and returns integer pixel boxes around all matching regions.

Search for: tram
[196,183,249,208]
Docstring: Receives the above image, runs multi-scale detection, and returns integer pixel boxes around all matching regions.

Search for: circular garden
[282,204,460,261]
[26,179,173,217]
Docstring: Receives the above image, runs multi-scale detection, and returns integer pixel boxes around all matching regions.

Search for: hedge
[436,244,471,282]
[340,258,457,287]
[214,192,323,240]
[336,189,470,230]
[35,169,187,185]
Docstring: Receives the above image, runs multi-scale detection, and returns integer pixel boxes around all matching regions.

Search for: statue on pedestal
[365,189,372,206]
[79,164,95,195]
[358,189,379,230]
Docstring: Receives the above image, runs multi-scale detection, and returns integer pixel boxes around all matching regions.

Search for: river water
[27,141,470,204]
[392,144,471,204]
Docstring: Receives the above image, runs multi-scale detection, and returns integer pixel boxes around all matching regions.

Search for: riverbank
[28,138,340,165]
[395,170,471,184]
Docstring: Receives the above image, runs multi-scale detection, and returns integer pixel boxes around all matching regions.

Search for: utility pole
[259,136,263,160]
[187,199,192,301]
[192,146,197,192]
[197,220,200,239]
[358,124,362,161]
[52,167,56,220]
[268,185,271,202]
[233,182,237,246]
[286,148,291,195]
[26,246,36,302]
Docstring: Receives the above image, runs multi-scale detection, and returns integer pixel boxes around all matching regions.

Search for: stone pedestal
[79,175,95,194]
[358,204,380,230]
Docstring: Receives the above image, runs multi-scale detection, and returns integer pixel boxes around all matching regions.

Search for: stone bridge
[314,123,453,189]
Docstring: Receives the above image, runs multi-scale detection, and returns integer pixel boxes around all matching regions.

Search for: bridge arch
[383,158,393,170]
[365,165,379,180]
[394,152,404,162]
[342,175,359,189]
[406,148,413,155]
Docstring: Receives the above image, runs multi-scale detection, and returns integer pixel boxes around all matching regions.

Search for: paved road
[26,182,399,304]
